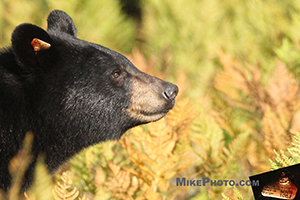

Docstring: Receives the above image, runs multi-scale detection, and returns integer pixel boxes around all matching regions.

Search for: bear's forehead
[48,31,139,72]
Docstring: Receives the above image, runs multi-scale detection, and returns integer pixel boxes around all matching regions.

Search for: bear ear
[47,10,77,37]
[12,23,54,69]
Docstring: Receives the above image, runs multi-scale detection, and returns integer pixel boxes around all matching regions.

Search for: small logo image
[249,163,300,200]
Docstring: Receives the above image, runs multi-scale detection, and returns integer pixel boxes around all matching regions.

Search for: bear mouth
[140,110,169,122]
[141,109,169,117]
[127,107,171,123]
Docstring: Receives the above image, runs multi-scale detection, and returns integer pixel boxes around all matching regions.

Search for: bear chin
[128,107,172,123]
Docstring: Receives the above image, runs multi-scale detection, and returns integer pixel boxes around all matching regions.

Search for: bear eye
[112,70,121,79]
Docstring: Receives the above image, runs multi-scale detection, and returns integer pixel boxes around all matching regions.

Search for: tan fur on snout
[127,76,168,123]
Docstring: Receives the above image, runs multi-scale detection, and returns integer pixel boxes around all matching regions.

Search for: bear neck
[35,120,128,173]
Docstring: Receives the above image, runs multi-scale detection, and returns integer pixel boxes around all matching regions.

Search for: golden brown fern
[214,49,300,161]
[92,99,195,199]
[24,192,32,200]
[53,172,81,200]
[8,132,33,200]
[24,156,54,200]
[94,161,139,200]
[121,99,194,197]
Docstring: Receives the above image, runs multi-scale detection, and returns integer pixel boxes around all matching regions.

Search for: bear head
[9,10,178,173]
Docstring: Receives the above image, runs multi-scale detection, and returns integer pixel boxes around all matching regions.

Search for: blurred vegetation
[2,0,300,199]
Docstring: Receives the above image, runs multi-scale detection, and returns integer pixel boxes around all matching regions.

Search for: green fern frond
[270,133,300,169]
[222,131,250,174]
[288,147,300,160]
[269,158,281,170]
[233,186,244,200]
[279,150,296,166]
[221,186,244,200]
[289,132,300,161]
[270,150,294,169]
[222,193,233,200]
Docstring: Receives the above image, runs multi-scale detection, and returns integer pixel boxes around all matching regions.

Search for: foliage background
[2,0,300,199]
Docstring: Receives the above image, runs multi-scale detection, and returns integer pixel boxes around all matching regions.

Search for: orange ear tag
[31,38,51,54]
[261,172,298,199]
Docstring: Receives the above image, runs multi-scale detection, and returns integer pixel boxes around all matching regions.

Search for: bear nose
[163,83,179,100]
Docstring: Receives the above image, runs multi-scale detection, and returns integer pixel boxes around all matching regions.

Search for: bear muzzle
[126,75,179,123]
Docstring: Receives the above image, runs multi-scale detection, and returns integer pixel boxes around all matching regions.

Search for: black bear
[0,10,178,190]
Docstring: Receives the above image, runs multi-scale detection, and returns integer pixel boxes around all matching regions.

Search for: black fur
[0,10,178,190]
